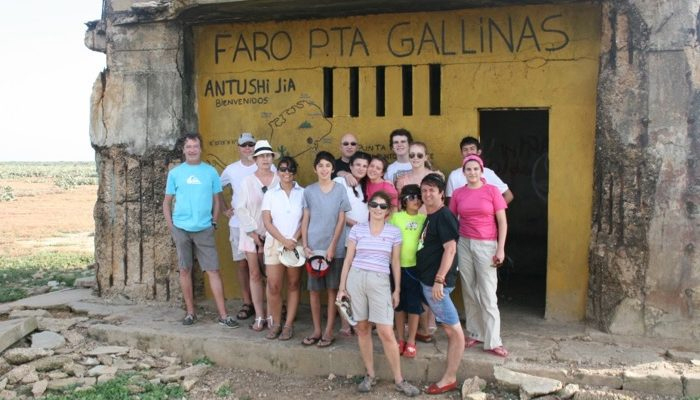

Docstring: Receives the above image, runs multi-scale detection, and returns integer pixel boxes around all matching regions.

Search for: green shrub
[0,185,14,201]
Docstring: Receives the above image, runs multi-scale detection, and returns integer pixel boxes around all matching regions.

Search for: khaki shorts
[346,267,394,325]
[228,227,246,261]
[171,226,219,271]
[263,237,282,265]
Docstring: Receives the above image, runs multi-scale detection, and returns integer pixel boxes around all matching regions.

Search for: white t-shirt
[445,167,509,197]
[385,161,411,184]
[333,177,369,226]
[261,182,304,240]
[220,160,276,227]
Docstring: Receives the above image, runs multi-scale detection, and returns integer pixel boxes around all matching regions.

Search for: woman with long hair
[395,141,442,193]
[449,155,509,357]
[337,191,420,396]
[365,155,398,211]
[261,156,304,340]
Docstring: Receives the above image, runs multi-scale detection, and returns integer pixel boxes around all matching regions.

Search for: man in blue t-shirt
[163,133,239,328]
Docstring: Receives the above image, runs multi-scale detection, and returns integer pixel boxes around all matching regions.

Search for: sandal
[317,336,335,348]
[485,346,509,357]
[249,316,266,332]
[403,342,417,358]
[237,303,254,320]
[398,340,406,355]
[415,332,434,343]
[278,325,294,341]
[266,325,282,340]
[465,338,483,348]
[339,327,355,337]
[302,335,321,346]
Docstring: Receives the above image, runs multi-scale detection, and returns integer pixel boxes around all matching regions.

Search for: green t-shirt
[389,211,427,268]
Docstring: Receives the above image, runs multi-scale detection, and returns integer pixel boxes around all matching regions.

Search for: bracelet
[434,277,445,285]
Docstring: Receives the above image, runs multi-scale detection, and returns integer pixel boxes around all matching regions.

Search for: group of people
[162,128,514,396]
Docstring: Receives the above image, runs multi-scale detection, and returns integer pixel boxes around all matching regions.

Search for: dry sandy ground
[0,179,96,256]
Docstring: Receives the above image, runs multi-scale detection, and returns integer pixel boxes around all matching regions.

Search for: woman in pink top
[449,155,508,357]
[364,155,398,210]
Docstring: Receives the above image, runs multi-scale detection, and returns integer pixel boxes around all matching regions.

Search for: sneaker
[182,314,197,326]
[395,380,420,397]
[357,375,376,393]
[335,295,357,327]
[218,316,240,329]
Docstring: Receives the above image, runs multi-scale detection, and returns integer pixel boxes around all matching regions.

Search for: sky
[0,1,106,161]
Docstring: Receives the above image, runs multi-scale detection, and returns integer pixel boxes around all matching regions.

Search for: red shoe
[425,381,458,394]
[415,332,434,343]
[403,342,417,358]
[465,338,483,348]
[398,340,406,355]
[485,346,508,357]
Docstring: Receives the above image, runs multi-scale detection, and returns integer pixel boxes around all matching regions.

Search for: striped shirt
[348,222,402,274]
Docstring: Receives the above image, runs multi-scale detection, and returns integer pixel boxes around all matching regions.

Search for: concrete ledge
[623,367,683,397]
[0,318,38,353]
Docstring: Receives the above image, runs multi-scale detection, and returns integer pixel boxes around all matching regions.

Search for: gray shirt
[303,182,351,257]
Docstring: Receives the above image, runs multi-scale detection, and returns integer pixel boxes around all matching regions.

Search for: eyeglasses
[342,142,357,146]
[402,194,421,201]
[409,153,425,159]
[368,201,389,210]
[261,186,268,194]
[240,143,255,148]
[278,167,296,173]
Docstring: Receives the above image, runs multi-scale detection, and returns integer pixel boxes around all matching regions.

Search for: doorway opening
[479,109,549,316]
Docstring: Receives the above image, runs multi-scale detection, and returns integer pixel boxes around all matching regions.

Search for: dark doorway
[479,109,548,315]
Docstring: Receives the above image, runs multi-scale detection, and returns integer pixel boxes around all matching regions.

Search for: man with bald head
[333,133,360,186]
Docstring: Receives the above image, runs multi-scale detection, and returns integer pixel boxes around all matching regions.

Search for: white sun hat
[278,245,306,267]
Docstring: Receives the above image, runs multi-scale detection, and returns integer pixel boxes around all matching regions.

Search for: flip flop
[236,303,254,320]
[465,338,483,348]
[302,335,321,346]
[415,332,434,343]
[316,337,335,348]
[484,346,509,357]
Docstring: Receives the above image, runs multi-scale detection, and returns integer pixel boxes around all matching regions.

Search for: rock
[5,365,36,384]
[31,380,48,397]
[47,281,60,288]
[37,317,87,332]
[29,286,51,295]
[327,373,335,380]
[0,378,6,391]
[0,318,38,354]
[665,349,700,363]
[3,348,53,364]
[7,310,50,319]
[557,383,579,399]
[97,374,116,383]
[112,358,135,371]
[78,357,99,366]
[30,331,65,350]
[161,356,180,365]
[85,346,129,356]
[178,364,209,378]
[573,389,636,400]
[182,378,198,392]
[0,359,10,377]
[692,359,700,366]
[97,355,113,366]
[128,348,146,359]
[88,365,118,377]
[682,371,700,397]
[28,355,72,372]
[61,330,85,345]
[47,371,68,379]
[0,390,16,399]
[494,366,563,400]
[63,362,86,377]
[127,384,145,394]
[149,377,161,385]
[623,363,683,397]
[464,392,489,400]
[47,377,96,390]
[73,276,96,288]
[103,314,126,323]
[31,272,44,279]
[20,370,39,384]
[136,362,152,370]
[462,376,487,395]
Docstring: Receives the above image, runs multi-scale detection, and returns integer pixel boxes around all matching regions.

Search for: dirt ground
[0,179,96,256]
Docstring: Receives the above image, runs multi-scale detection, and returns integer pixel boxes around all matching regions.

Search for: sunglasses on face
[342,142,357,146]
[278,166,296,173]
[240,142,255,148]
[409,153,425,159]
[403,194,421,202]
[368,201,389,210]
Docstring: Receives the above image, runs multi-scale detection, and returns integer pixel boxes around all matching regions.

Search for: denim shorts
[420,282,460,326]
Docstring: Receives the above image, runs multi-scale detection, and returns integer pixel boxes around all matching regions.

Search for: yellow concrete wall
[194,3,601,320]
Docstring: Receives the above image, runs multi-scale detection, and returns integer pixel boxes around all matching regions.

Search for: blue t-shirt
[165,162,222,232]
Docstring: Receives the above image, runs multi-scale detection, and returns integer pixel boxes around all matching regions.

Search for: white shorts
[228,227,246,261]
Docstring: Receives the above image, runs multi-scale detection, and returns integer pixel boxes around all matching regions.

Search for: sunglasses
[239,143,255,148]
[278,167,296,173]
[409,153,425,159]
[368,201,389,210]
[403,194,421,201]
[342,141,357,146]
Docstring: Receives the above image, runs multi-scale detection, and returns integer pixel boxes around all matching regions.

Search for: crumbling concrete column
[588,0,700,338]
[87,2,189,301]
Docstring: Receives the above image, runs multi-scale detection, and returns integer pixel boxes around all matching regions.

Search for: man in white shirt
[219,132,260,320]
[445,136,514,205]
[385,128,413,184]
